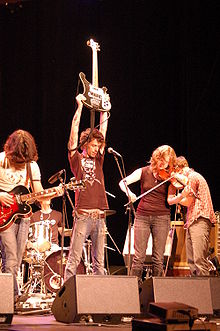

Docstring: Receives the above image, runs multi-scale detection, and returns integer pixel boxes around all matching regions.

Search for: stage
[0,275,219,331]
[3,314,132,331]
[2,312,220,331]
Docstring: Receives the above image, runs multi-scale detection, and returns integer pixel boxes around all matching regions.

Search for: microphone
[107,147,122,158]
[48,169,65,184]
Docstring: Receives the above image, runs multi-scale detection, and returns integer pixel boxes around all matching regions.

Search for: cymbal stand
[83,239,93,275]
[105,225,121,255]
[111,153,135,275]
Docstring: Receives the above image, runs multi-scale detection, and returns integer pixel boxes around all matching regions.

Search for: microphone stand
[112,154,135,276]
[56,172,75,288]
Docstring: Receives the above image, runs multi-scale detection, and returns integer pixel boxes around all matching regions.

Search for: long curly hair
[150,145,176,173]
[4,129,38,168]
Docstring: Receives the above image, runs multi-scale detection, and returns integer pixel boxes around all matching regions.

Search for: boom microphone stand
[109,151,136,275]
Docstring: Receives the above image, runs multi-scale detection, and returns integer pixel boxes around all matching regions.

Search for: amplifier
[149,302,198,322]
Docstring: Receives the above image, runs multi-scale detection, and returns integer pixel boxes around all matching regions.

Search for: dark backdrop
[0,0,220,266]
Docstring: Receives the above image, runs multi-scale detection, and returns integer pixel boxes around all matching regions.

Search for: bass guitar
[79,39,111,113]
[0,179,84,232]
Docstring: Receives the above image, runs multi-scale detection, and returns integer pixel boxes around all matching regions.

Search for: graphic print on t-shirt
[5,169,25,185]
[81,157,101,185]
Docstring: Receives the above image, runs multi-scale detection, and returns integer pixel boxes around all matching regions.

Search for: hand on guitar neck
[79,39,111,113]
[0,179,85,232]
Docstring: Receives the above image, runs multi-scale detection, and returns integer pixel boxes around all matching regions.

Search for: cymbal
[104,210,116,217]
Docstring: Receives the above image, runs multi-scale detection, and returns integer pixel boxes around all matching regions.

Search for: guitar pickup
[89,85,105,97]
[15,194,22,205]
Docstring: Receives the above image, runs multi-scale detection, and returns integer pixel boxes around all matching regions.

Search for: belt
[77,210,105,219]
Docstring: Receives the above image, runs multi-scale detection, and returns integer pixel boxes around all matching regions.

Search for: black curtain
[1,0,220,265]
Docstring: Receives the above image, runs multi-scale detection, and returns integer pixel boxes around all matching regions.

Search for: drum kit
[15,208,118,311]
[19,220,92,301]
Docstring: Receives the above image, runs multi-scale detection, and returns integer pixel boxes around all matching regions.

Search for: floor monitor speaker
[0,273,14,324]
[140,277,213,316]
[52,275,140,323]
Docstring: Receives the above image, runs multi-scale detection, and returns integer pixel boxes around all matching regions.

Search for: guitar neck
[88,39,100,88]
[92,49,99,87]
[21,186,59,203]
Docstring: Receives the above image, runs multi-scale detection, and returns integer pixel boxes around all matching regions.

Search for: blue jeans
[186,217,211,276]
[64,213,106,281]
[131,214,170,279]
[0,218,30,297]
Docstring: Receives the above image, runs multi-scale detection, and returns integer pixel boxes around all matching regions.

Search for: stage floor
[3,314,220,331]
[2,314,133,331]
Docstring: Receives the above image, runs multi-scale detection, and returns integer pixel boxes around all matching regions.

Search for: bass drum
[43,248,85,293]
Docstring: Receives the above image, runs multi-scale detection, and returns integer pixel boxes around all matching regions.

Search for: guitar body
[79,72,111,112]
[0,186,32,232]
[0,179,85,232]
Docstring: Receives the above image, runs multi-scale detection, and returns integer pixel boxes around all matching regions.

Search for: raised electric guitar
[79,39,111,113]
[0,179,84,232]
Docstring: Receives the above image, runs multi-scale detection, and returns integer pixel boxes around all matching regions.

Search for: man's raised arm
[68,94,86,158]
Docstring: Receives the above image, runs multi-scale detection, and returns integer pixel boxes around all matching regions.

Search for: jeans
[0,218,30,297]
[131,214,170,280]
[64,213,106,281]
[186,217,211,276]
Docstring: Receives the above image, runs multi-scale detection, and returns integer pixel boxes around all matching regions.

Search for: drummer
[30,199,62,252]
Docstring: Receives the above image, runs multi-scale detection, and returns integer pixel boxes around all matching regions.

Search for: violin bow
[124,175,175,207]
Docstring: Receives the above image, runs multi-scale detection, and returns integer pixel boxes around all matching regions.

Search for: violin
[158,169,188,189]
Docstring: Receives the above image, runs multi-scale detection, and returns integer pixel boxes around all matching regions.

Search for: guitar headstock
[67,178,85,191]
[87,39,100,52]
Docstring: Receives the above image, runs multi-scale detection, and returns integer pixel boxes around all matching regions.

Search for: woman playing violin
[167,157,216,276]
[119,145,177,283]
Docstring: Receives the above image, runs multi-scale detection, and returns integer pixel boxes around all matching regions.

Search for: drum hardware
[58,227,72,237]
[104,244,116,252]
[21,258,47,297]
[83,239,93,275]
[43,247,87,293]
[28,221,52,253]
[105,224,121,255]
[20,234,111,304]
[104,209,116,217]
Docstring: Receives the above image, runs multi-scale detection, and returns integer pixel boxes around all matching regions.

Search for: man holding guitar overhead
[0,129,62,301]
[64,92,110,281]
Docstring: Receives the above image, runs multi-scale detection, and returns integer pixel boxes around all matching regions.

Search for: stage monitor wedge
[52,275,140,323]
[0,273,14,325]
[140,277,214,316]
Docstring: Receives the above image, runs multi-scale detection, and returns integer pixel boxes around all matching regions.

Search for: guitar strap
[26,162,34,191]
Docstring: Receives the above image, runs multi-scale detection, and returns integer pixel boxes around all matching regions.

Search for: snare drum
[43,247,86,293]
[28,221,51,253]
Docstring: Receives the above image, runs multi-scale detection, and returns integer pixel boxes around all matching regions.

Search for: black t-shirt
[30,210,62,244]
[68,151,108,210]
